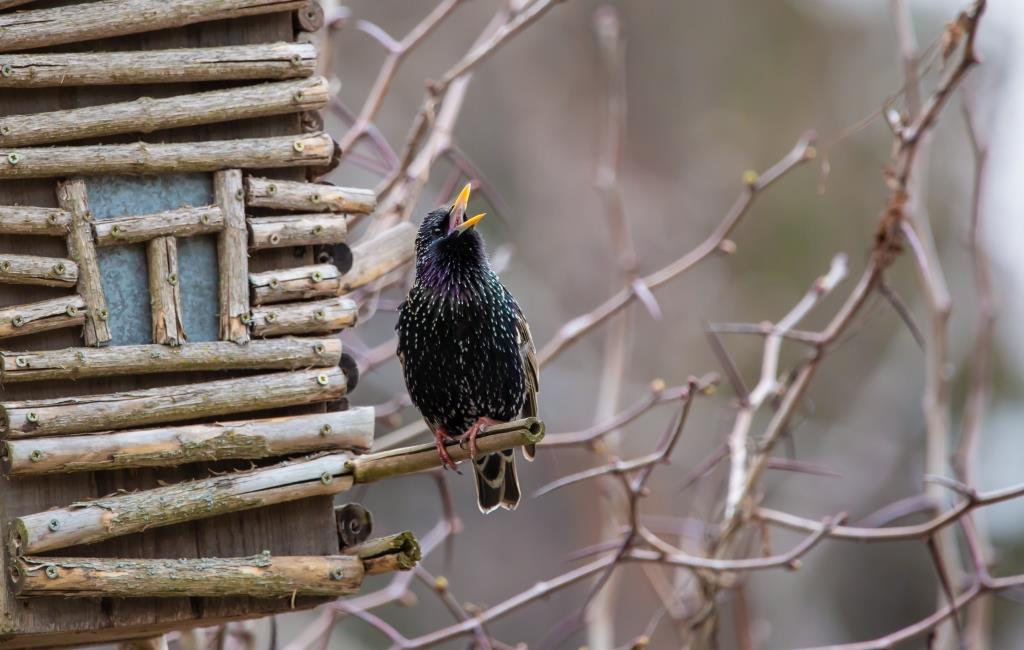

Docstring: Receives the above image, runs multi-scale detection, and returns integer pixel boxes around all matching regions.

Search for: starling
[396,183,539,513]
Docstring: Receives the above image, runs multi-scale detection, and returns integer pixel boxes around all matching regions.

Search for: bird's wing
[508,289,539,460]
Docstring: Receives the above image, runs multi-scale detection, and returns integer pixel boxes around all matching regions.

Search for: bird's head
[414,182,488,283]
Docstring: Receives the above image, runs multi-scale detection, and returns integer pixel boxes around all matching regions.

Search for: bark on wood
[349,417,546,485]
[248,213,346,250]
[0,77,329,147]
[293,1,325,32]
[0,0,307,53]
[0,295,85,341]
[0,205,71,236]
[11,553,365,598]
[0,43,316,88]
[0,134,335,179]
[1,367,348,439]
[57,179,111,346]
[147,237,185,346]
[215,170,250,344]
[245,177,376,214]
[10,452,356,554]
[339,221,416,293]
[92,205,222,247]
[250,263,340,305]
[0,337,341,383]
[3,407,375,476]
[344,532,421,575]
[0,254,77,288]
[251,297,357,337]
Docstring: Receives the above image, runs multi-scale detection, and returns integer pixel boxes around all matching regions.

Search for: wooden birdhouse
[0,2,453,646]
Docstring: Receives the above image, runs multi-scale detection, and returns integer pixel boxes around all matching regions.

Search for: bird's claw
[435,429,460,473]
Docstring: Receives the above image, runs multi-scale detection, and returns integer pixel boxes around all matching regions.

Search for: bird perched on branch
[397,183,538,513]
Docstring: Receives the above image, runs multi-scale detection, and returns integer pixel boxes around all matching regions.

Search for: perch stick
[0,205,71,235]
[0,0,307,53]
[2,407,375,476]
[251,297,357,337]
[0,77,328,147]
[92,205,222,246]
[11,553,365,598]
[0,134,334,179]
[58,179,111,346]
[9,452,357,554]
[250,263,341,305]
[245,177,377,214]
[338,222,415,294]
[0,337,341,383]
[0,295,85,341]
[215,169,250,343]
[0,254,77,287]
[147,237,185,346]
[344,532,422,576]
[248,213,347,250]
[0,42,316,88]
[0,367,348,438]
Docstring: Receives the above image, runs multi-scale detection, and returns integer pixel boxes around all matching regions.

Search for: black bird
[396,183,538,512]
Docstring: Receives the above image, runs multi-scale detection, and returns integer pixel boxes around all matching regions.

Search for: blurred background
[120,0,1024,647]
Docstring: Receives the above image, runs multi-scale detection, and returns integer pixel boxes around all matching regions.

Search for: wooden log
[147,237,185,346]
[250,263,340,305]
[0,205,71,236]
[339,221,416,293]
[57,179,111,346]
[215,170,250,344]
[11,553,365,598]
[0,133,335,179]
[9,452,356,554]
[251,297,357,337]
[2,407,375,476]
[0,0,307,53]
[0,338,341,383]
[1,367,348,438]
[0,295,85,341]
[0,254,77,288]
[245,177,376,214]
[248,213,346,250]
[0,77,329,147]
[0,43,316,88]
[293,1,324,32]
[344,531,421,575]
[92,205,222,247]
[335,503,373,549]
[349,417,546,485]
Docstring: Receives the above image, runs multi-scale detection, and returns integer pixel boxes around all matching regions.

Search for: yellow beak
[455,212,486,234]
[449,182,472,231]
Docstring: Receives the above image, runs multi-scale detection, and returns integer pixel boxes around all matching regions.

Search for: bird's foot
[434,427,459,473]
[460,417,504,460]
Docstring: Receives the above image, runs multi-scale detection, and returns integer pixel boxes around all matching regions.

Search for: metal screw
[14,356,27,368]
[53,263,66,275]
[47,518,59,531]
[309,193,321,204]
[265,312,278,323]
[312,225,323,235]
[313,342,326,354]
[235,188,244,201]
[200,213,211,225]
[293,140,305,153]
[65,304,78,316]
[268,277,280,289]
[240,312,252,324]
[330,567,346,581]
[311,271,323,282]
[98,308,109,320]
[313,309,326,321]
[26,411,38,422]
[320,424,332,436]
[320,471,333,485]
[29,449,43,462]
[267,184,278,195]
[290,54,302,66]
[166,273,178,286]
[7,152,20,165]
[0,260,10,271]
[83,211,93,222]
[47,213,59,224]
[0,64,11,77]
[0,125,9,136]
[11,315,24,327]
[111,225,123,236]
[293,90,304,102]
[44,566,59,580]
[269,233,281,245]
[316,373,329,386]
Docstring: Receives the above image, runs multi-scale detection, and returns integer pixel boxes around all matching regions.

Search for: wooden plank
[57,179,112,346]
[250,263,340,305]
[0,254,76,288]
[92,206,222,246]
[247,213,347,250]
[251,297,358,337]
[0,295,85,341]
[0,43,316,88]
[147,237,185,346]
[245,176,376,213]
[214,170,250,344]
[0,206,71,236]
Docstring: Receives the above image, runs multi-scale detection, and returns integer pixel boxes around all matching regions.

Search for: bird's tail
[473,449,521,513]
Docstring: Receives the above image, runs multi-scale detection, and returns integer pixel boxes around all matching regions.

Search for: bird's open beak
[448,182,484,235]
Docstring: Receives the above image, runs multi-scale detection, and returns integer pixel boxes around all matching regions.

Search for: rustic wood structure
[0,3,543,648]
